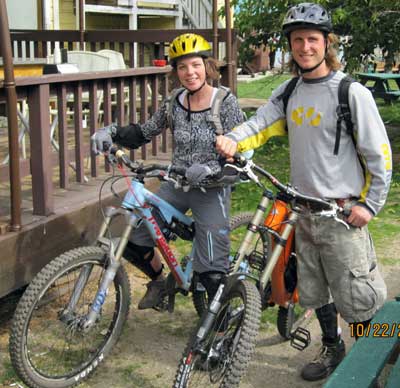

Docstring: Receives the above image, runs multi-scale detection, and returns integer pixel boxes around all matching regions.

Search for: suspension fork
[232,191,272,273]
[194,191,272,340]
[82,220,135,329]
[62,206,138,330]
[259,210,299,291]
[60,211,115,324]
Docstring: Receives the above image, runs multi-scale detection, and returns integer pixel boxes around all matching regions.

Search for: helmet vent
[182,42,186,51]
[193,39,197,48]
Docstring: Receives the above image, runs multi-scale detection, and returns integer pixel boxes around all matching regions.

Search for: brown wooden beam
[28,84,54,216]
[0,1,22,230]
[57,84,69,188]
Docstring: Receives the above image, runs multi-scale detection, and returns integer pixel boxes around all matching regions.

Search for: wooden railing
[10,28,236,68]
[0,28,237,231]
[0,66,170,218]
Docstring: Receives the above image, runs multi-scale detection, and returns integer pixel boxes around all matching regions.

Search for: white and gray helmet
[282,3,332,37]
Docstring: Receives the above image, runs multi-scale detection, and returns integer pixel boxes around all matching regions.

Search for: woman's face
[176,56,207,91]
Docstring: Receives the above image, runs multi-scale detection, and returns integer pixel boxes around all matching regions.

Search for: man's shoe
[138,279,166,310]
[301,339,346,381]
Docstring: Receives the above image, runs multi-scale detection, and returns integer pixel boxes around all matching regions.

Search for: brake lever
[314,207,350,230]
[334,217,350,230]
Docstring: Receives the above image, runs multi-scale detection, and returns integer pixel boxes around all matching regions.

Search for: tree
[232,0,400,73]
[230,0,291,70]
[328,0,400,72]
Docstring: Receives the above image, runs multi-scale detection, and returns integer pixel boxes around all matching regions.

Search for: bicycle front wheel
[9,246,131,388]
[174,279,261,388]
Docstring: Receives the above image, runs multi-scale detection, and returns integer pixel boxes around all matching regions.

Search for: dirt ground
[1,123,399,387]
[0,236,399,388]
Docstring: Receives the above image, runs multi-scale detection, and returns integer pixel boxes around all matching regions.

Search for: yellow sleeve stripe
[236,119,287,153]
[358,154,372,204]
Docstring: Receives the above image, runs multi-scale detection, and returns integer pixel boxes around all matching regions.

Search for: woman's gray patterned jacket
[112,88,244,175]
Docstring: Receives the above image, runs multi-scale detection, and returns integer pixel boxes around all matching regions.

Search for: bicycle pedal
[290,326,311,351]
[152,295,169,312]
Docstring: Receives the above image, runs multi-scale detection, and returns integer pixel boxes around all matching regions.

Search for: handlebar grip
[233,153,247,167]
[343,208,352,217]
[169,166,187,177]
[112,148,131,167]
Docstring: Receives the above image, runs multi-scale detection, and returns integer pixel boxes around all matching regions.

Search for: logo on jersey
[291,106,322,127]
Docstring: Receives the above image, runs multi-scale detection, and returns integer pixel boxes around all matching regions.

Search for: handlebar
[109,147,240,188]
[228,155,348,216]
[110,147,173,177]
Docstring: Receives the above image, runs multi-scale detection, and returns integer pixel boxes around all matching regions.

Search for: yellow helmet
[168,33,212,65]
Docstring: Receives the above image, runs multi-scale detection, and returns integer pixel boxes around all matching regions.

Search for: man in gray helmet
[216,2,392,382]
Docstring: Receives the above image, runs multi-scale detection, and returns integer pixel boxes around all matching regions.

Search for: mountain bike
[8,149,255,388]
[173,155,350,387]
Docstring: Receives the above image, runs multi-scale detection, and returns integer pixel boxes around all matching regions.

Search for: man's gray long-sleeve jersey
[227,71,392,215]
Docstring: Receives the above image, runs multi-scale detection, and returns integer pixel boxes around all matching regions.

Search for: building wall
[6,0,38,29]
[139,17,175,29]
[59,0,75,29]
[137,2,174,9]
[86,13,129,30]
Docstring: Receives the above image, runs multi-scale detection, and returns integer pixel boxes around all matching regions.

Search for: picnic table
[324,296,400,388]
[356,72,400,103]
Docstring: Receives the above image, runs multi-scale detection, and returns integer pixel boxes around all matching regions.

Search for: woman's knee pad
[123,241,161,280]
[197,271,224,301]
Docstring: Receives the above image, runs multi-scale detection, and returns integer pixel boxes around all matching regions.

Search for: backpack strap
[209,86,230,135]
[335,76,355,155]
[166,87,185,131]
[276,76,300,116]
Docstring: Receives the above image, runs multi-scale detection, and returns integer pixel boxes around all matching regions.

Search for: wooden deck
[0,122,172,297]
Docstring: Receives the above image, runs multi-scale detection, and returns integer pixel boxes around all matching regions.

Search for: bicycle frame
[264,198,299,307]
[71,177,196,329]
[230,188,299,295]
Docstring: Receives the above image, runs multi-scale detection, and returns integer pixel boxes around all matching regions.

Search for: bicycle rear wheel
[174,279,261,388]
[9,246,131,388]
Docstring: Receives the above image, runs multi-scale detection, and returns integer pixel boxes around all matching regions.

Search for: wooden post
[0,0,22,229]
[212,0,219,60]
[57,84,69,187]
[224,0,233,91]
[28,84,54,216]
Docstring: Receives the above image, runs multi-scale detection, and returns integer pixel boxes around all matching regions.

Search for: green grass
[0,359,22,386]
[237,74,291,100]
[236,74,400,264]
[237,73,400,126]
[173,73,399,326]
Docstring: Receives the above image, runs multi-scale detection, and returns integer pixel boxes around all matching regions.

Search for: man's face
[290,29,326,71]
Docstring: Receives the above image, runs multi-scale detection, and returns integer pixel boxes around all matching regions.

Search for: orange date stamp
[349,322,400,338]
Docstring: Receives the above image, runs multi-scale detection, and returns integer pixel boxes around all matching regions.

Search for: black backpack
[276,75,355,155]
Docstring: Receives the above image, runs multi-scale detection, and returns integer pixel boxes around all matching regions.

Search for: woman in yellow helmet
[92,33,244,309]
